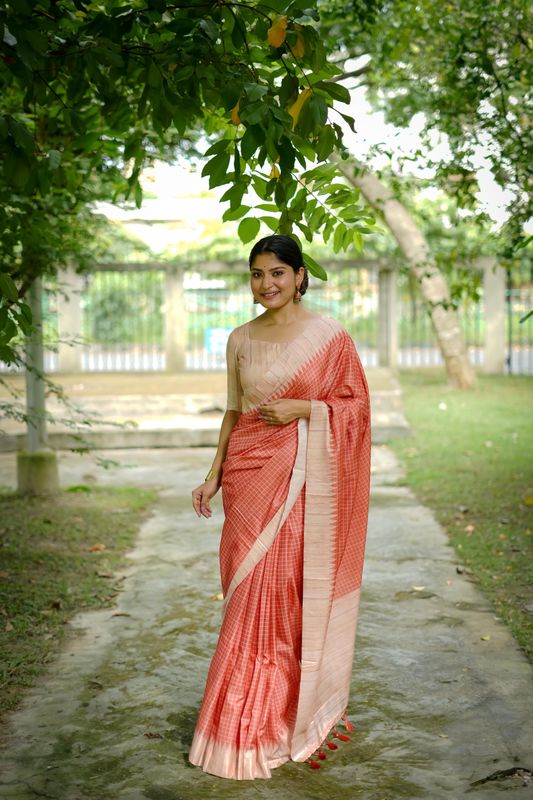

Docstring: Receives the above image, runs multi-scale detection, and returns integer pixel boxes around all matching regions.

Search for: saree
[189,315,371,780]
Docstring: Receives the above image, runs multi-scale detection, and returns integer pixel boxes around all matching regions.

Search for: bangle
[205,467,219,482]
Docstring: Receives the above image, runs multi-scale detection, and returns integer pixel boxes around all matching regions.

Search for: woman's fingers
[192,484,215,518]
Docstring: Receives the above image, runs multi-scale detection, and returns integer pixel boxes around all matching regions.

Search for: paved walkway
[0,446,532,799]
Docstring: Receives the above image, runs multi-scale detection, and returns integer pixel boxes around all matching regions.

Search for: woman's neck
[261,304,309,326]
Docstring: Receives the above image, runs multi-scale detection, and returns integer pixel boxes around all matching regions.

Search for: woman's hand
[258,399,311,425]
[192,477,220,518]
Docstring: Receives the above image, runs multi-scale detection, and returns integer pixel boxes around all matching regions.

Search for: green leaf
[220,182,246,209]
[48,149,61,170]
[147,62,162,88]
[134,181,143,208]
[8,118,34,154]
[260,216,279,231]
[0,273,19,302]
[244,83,268,102]
[303,253,328,281]
[222,204,250,222]
[204,139,231,157]
[333,223,345,253]
[241,125,264,160]
[19,303,32,323]
[314,81,351,104]
[315,125,336,160]
[238,217,260,244]
[0,344,16,364]
[201,152,231,179]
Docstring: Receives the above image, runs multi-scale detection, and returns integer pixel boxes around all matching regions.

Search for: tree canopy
[0,0,383,362]
[319,0,532,253]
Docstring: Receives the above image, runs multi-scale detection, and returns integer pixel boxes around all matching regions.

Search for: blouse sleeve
[226,329,243,412]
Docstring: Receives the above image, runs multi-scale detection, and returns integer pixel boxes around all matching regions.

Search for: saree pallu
[189,317,371,780]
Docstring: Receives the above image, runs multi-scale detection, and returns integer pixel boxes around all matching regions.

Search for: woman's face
[250,252,304,309]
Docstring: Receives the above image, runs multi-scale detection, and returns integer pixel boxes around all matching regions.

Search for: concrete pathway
[0,446,532,799]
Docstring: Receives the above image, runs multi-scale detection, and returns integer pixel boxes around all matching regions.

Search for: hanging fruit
[288,88,312,129]
[267,16,288,47]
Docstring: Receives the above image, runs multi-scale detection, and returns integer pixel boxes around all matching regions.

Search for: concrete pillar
[57,266,84,373]
[481,257,506,373]
[18,277,59,494]
[377,266,398,368]
[164,266,186,372]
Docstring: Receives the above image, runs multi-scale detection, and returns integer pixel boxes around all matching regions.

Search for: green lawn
[390,370,533,662]
[0,485,157,717]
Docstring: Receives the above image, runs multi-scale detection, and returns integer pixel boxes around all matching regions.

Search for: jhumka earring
[293,288,302,303]
[253,297,259,304]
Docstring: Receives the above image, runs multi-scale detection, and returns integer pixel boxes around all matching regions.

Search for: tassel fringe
[307,716,356,769]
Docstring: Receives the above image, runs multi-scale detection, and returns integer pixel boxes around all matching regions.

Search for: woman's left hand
[259,399,311,425]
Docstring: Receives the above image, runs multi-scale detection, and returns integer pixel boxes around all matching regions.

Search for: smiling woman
[189,235,371,780]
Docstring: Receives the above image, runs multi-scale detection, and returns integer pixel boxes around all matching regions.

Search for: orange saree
[189,315,371,780]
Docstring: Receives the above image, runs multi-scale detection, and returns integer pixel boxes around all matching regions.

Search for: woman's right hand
[192,478,220,519]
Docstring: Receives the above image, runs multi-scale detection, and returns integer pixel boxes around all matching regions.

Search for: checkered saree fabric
[189,318,371,779]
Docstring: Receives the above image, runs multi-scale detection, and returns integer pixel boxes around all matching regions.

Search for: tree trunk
[334,157,476,389]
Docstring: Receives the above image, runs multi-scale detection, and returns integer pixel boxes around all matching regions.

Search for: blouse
[226,322,289,414]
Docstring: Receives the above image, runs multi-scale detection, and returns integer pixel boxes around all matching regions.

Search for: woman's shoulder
[227,320,251,349]
[310,313,348,339]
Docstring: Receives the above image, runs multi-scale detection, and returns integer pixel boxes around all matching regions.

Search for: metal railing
[2,261,531,374]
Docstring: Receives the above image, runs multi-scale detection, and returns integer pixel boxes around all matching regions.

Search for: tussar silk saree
[189,315,371,780]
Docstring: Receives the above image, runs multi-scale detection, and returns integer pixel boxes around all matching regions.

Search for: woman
[189,235,371,780]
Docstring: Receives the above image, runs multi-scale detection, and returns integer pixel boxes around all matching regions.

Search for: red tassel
[317,750,327,760]
[308,759,321,769]
[327,742,338,750]
[335,733,351,742]
[343,716,355,732]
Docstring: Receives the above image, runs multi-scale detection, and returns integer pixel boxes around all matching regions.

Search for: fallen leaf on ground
[480,635,491,641]
[411,585,426,591]
[89,543,107,552]
[97,571,115,578]
[111,611,131,617]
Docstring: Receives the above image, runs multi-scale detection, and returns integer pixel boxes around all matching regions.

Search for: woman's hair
[248,235,309,296]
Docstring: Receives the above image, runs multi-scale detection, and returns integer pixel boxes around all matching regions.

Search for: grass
[389,369,533,662]
[0,484,157,718]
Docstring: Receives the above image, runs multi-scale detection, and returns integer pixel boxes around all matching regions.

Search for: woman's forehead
[250,253,289,271]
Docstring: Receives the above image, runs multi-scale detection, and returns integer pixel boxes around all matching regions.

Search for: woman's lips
[262,290,279,298]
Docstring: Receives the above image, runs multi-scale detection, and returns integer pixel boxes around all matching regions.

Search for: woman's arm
[191,409,240,518]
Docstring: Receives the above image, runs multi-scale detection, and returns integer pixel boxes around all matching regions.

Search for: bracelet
[204,467,219,482]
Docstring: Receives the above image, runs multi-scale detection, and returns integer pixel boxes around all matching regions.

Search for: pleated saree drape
[189,316,371,780]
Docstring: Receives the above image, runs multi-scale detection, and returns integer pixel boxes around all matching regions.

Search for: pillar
[164,265,186,372]
[18,277,59,494]
[57,266,84,373]
[377,266,398,368]
[481,257,506,373]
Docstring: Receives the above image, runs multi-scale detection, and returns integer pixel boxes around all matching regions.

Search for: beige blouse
[226,322,289,413]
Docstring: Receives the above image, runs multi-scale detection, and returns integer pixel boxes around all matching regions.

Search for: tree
[0,0,380,363]
[313,0,531,386]
[320,0,532,251]
[334,156,476,387]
